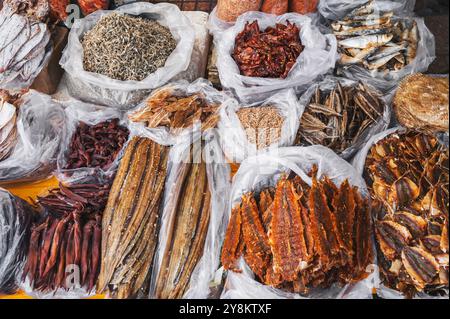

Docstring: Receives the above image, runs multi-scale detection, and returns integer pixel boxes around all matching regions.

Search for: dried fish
[365,130,449,297]
[98,137,169,299]
[221,166,372,294]
[296,81,386,156]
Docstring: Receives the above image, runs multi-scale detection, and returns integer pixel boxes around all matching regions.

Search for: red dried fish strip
[221,205,244,272]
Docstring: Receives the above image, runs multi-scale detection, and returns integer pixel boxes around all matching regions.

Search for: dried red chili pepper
[77,0,109,16]
[233,20,304,79]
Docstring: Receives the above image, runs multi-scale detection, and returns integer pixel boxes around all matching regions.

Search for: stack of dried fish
[98,137,169,299]
[129,88,220,133]
[394,74,449,132]
[295,82,385,155]
[0,0,51,88]
[22,182,110,293]
[0,189,33,294]
[0,92,17,161]
[154,148,211,299]
[63,119,129,171]
[365,131,449,298]
[332,0,419,73]
[221,166,372,294]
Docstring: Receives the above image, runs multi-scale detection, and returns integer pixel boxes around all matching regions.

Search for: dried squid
[365,130,449,298]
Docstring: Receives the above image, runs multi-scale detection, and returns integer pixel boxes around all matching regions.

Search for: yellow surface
[1,177,105,299]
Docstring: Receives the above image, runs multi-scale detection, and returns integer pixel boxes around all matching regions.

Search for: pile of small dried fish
[394,74,449,132]
[365,131,448,297]
[236,106,284,150]
[98,137,169,299]
[233,20,304,78]
[0,92,17,161]
[82,13,177,81]
[0,189,33,294]
[295,82,385,155]
[221,166,372,294]
[63,119,129,170]
[154,148,211,299]
[0,1,51,88]
[332,0,419,73]
[22,182,110,293]
[128,88,220,133]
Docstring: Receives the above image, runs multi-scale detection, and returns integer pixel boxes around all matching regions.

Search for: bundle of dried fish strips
[129,86,221,134]
[332,0,419,74]
[295,81,387,157]
[364,130,449,298]
[0,0,52,89]
[153,146,211,299]
[98,137,169,299]
[221,166,373,295]
[0,188,33,294]
[394,74,449,132]
[0,92,17,161]
[22,182,110,294]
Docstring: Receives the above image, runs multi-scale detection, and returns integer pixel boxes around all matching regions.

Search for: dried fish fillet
[98,137,169,299]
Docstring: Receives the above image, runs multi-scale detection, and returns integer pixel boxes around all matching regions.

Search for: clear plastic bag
[221,145,377,299]
[128,79,229,146]
[217,89,301,163]
[60,2,195,109]
[0,188,33,294]
[56,99,130,184]
[215,12,338,103]
[297,76,391,160]
[149,130,231,299]
[0,91,65,185]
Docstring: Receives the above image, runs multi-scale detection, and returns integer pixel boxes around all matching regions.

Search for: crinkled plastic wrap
[297,76,391,160]
[128,79,229,146]
[56,100,130,184]
[0,189,32,294]
[217,89,301,163]
[221,146,378,299]
[215,12,338,103]
[149,131,231,299]
[60,2,195,109]
[0,91,65,185]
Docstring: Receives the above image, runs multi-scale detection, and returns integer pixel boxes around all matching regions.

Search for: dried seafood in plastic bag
[216,0,262,23]
[0,93,17,161]
[0,189,33,294]
[98,137,169,299]
[394,74,449,132]
[221,165,373,295]
[22,182,110,294]
[295,79,388,158]
[233,20,304,79]
[364,130,449,298]
[153,146,211,299]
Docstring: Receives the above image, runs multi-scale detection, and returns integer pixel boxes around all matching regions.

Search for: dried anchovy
[154,147,211,299]
[63,119,129,170]
[0,189,33,294]
[82,13,177,82]
[221,166,373,294]
[98,137,169,299]
[365,130,449,298]
[22,182,110,293]
[233,20,303,79]
[295,81,385,155]
[128,88,220,134]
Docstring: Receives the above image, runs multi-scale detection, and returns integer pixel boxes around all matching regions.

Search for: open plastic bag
[217,89,301,164]
[351,127,449,299]
[56,99,130,184]
[0,91,65,185]
[149,130,231,299]
[60,2,195,109]
[215,12,338,103]
[128,79,229,146]
[0,189,33,294]
[221,145,378,299]
[297,76,391,160]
